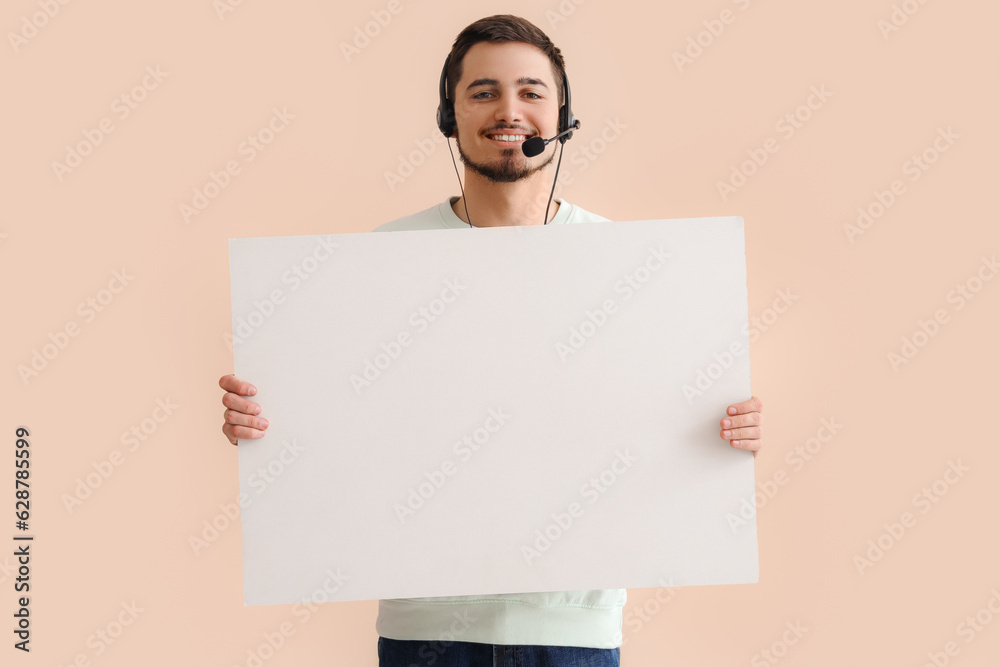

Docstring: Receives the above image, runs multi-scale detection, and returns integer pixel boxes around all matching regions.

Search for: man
[219,14,764,666]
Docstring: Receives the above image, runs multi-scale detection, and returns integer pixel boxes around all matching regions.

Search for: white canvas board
[228,216,758,605]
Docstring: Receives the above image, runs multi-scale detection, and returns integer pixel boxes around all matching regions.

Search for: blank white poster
[228,216,758,605]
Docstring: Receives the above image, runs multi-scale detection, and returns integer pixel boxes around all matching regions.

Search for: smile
[487,134,530,145]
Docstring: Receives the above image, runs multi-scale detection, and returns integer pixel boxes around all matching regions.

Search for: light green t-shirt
[370,196,626,649]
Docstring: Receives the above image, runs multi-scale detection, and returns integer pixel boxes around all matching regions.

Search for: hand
[219,374,268,445]
[720,396,763,457]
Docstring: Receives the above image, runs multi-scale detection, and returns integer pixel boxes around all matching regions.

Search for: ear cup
[436,55,456,138]
[558,72,576,143]
[436,102,455,138]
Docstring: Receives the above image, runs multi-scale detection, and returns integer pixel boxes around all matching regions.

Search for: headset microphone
[521,120,581,158]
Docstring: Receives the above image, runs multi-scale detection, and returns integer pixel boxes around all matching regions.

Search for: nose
[494,90,524,127]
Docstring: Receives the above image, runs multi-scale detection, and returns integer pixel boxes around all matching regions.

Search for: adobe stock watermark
[350,277,468,395]
[917,588,1000,667]
[394,408,511,525]
[289,567,351,626]
[877,0,934,41]
[233,621,296,667]
[189,438,305,556]
[17,268,134,386]
[843,126,959,244]
[61,397,179,514]
[716,85,833,201]
[887,254,997,372]
[178,106,294,223]
[750,620,808,667]
[384,125,450,191]
[545,0,589,29]
[396,611,479,665]
[224,235,339,353]
[53,600,144,664]
[213,0,250,21]
[853,459,969,575]
[51,65,168,182]
[8,0,73,54]
[673,0,756,72]
[555,245,670,361]
[616,576,679,647]
[521,448,638,565]
[340,0,407,63]
[0,556,19,586]
[728,416,843,532]
[682,288,798,403]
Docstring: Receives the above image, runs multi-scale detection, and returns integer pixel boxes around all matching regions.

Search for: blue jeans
[378,637,620,666]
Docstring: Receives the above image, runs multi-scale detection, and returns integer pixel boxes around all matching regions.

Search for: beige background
[2,0,997,665]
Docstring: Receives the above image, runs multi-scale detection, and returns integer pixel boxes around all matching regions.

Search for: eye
[472,91,493,99]
[524,92,542,99]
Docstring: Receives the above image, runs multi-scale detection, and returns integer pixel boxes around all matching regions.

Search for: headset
[435,52,577,144]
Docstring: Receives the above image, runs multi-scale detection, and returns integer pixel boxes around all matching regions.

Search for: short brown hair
[445,15,567,107]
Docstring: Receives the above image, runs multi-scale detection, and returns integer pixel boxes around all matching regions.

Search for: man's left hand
[720,396,763,457]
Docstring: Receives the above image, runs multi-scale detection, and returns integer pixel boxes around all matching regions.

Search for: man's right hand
[219,374,268,445]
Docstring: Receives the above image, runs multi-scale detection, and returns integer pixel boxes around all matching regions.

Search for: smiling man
[219,13,764,667]
[373,15,587,231]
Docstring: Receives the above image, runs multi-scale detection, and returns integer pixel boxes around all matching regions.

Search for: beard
[455,132,556,183]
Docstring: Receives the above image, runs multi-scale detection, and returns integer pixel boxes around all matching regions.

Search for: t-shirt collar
[441,196,568,229]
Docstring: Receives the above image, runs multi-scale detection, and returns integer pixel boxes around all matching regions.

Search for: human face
[451,41,561,183]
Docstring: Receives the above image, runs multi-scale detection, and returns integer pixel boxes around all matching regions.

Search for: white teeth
[491,134,526,142]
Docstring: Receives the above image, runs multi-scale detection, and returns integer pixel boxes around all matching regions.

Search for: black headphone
[435,52,577,145]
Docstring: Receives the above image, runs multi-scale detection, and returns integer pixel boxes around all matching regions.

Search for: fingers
[219,374,257,397]
[721,395,763,455]
[222,389,261,416]
[725,395,762,417]
[222,422,267,446]
[225,408,268,432]
[720,425,762,441]
[220,374,264,446]
[730,437,761,454]
[223,423,238,446]
[720,409,762,430]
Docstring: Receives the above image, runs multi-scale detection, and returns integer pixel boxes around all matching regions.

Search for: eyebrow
[466,77,550,91]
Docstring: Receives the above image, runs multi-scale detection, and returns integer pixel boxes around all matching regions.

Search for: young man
[219,14,764,666]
